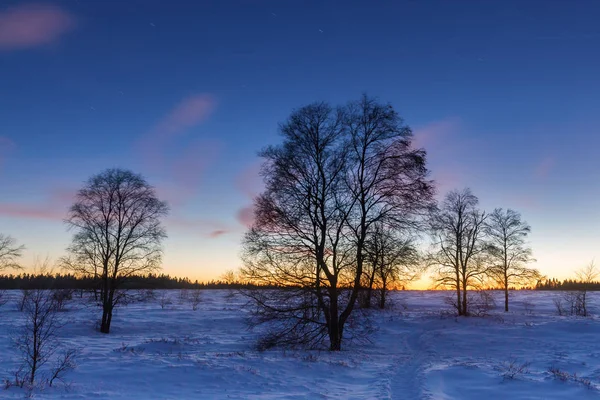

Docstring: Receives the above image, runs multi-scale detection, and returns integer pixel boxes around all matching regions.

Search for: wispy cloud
[412,118,466,196]
[209,229,228,238]
[0,3,76,51]
[138,94,219,206]
[234,162,262,228]
[0,187,75,221]
[412,117,460,150]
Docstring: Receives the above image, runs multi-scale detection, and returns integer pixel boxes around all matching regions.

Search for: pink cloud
[412,118,466,198]
[412,117,460,150]
[0,187,75,220]
[209,229,228,238]
[236,205,255,228]
[0,3,76,51]
[235,161,263,198]
[137,94,219,206]
[166,216,232,239]
[233,162,263,229]
[534,156,555,179]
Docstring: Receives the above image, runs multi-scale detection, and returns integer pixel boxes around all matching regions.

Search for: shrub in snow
[7,289,78,390]
[554,291,590,317]
[497,359,530,380]
[158,291,172,309]
[189,289,202,311]
[548,366,593,389]
[52,289,74,312]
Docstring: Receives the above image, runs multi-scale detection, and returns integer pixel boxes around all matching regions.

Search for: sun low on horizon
[1,1,600,287]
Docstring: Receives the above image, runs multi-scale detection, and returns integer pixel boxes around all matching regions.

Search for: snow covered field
[2,290,600,399]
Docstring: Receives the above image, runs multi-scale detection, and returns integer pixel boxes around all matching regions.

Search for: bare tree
[242,102,350,350]
[11,259,78,389]
[362,222,421,309]
[0,234,24,271]
[242,96,433,351]
[64,168,168,333]
[189,289,202,311]
[576,260,598,317]
[343,95,434,319]
[429,189,488,316]
[485,208,539,311]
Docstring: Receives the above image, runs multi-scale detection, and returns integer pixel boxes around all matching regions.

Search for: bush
[10,289,78,388]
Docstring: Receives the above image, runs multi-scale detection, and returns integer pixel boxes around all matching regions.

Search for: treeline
[535,278,600,291]
[0,273,263,290]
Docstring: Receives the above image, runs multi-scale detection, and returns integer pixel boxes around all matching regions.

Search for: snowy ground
[1,290,600,399]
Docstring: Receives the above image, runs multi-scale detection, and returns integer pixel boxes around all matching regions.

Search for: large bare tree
[429,189,487,316]
[486,208,539,311]
[0,234,24,271]
[343,95,434,320]
[64,169,168,333]
[242,96,433,351]
[242,102,351,350]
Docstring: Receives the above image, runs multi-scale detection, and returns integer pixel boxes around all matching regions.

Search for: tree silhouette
[429,188,487,316]
[63,169,168,333]
[0,234,24,271]
[485,208,539,311]
[242,96,433,350]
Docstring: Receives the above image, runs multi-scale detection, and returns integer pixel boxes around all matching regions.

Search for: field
[1,290,600,399]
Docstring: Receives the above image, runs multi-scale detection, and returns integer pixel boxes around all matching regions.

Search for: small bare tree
[189,289,202,311]
[363,223,420,309]
[64,168,169,333]
[576,260,598,317]
[485,208,539,312]
[429,189,488,316]
[0,234,24,271]
[13,288,77,388]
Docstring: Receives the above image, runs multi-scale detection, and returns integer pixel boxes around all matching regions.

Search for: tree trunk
[461,279,468,316]
[504,287,509,312]
[379,286,386,309]
[328,290,341,351]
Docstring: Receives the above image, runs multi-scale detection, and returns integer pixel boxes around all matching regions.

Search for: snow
[2,290,600,399]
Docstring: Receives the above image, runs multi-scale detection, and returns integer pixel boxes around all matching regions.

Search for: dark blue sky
[1,0,599,281]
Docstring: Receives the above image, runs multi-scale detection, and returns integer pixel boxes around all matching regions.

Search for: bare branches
[485,208,539,311]
[0,234,24,271]
[242,96,433,350]
[64,168,168,333]
[428,188,488,316]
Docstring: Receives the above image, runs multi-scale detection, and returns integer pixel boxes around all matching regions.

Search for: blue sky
[1,0,599,283]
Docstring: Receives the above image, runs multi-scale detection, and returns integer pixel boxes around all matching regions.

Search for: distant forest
[534,278,600,291]
[1,273,600,291]
[0,273,259,290]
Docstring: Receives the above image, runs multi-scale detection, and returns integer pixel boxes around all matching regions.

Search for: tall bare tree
[242,102,351,350]
[343,94,434,318]
[242,96,433,351]
[64,169,168,333]
[0,234,24,271]
[429,189,487,316]
[486,208,539,311]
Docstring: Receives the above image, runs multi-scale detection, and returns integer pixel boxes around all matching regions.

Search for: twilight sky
[1,0,599,285]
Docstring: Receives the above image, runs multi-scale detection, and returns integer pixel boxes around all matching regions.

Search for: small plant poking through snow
[497,359,530,380]
[189,289,202,311]
[548,366,594,389]
[158,291,172,309]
